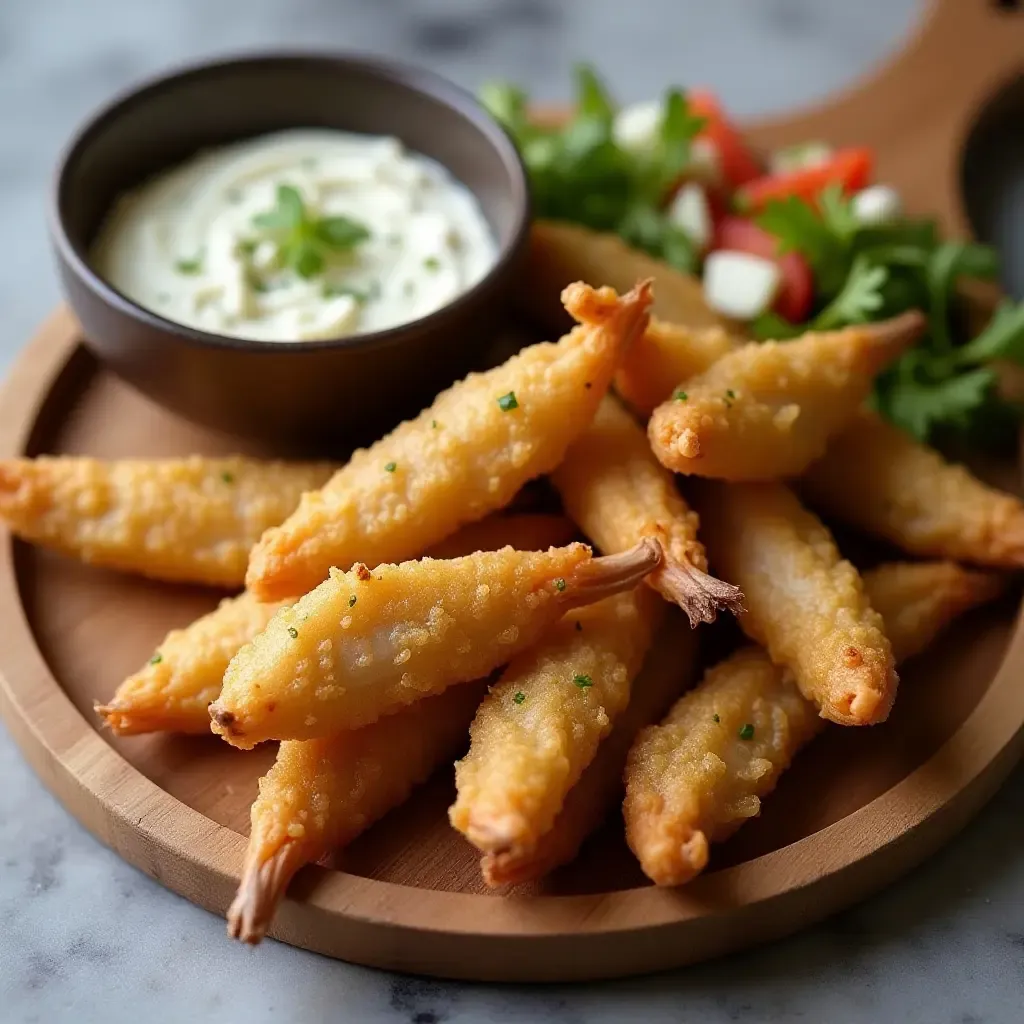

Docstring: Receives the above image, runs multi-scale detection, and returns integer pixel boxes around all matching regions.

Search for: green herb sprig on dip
[251,184,369,280]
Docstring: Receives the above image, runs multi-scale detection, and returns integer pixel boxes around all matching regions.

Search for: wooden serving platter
[3,0,1024,983]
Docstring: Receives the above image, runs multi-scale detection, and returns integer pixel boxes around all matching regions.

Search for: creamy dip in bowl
[51,53,529,445]
[91,129,498,343]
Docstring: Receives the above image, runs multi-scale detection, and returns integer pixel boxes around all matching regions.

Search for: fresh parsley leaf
[953,299,1024,366]
[287,240,324,279]
[253,184,305,231]
[812,257,888,330]
[315,216,371,250]
[927,242,999,351]
[879,359,996,441]
[750,310,803,341]
[479,80,530,135]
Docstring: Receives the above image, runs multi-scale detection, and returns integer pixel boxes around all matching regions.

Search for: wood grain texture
[3,0,1024,980]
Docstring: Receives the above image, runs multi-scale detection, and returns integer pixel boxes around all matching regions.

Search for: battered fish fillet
[519,220,724,333]
[648,312,925,481]
[861,561,1007,663]
[615,318,737,417]
[212,540,661,747]
[245,281,653,601]
[96,513,576,736]
[227,681,487,944]
[450,588,662,864]
[96,591,287,735]
[801,412,1024,567]
[623,561,1005,886]
[0,455,334,587]
[480,614,699,887]
[694,481,897,725]
[551,395,742,625]
[226,513,579,940]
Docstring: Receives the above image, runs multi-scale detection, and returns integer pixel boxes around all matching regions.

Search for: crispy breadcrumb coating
[623,560,1005,886]
[0,456,334,587]
[648,313,924,481]
[245,281,652,601]
[694,481,897,725]
[552,395,742,625]
[802,412,1024,567]
[212,540,661,747]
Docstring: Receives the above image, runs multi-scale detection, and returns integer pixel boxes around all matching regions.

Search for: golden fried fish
[648,313,924,481]
[246,281,652,601]
[694,481,897,726]
[0,455,334,587]
[552,395,742,625]
[212,540,661,747]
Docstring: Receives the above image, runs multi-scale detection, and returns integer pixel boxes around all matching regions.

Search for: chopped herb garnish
[575,621,583,632]
[221,471,234,484]
[251,184,369,281]
[238,239,259,257]
[322,283,370,302]
[738,723,755,741]
[175,256,203,275]
[287,626,299,639]
[149,653,163,665]
[384,461,397,473]
[423,256,441,272]
[573,673,593,689]
[497,391,519,412]
[673,389,688,402]
[431,420,439,429]
[712,714,720,724]
[554,578,566,592]
[726,389,736,399]
[513,691,526,705]
[348,595,357,608]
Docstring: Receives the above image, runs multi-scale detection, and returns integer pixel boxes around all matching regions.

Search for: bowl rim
[49,49,531,355]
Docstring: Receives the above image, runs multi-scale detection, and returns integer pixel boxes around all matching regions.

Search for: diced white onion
[852,184,903,225]
[703,251,781,320]
[666,183,713,251]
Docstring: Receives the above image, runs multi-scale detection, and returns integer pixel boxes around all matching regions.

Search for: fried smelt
[227,681,486,945]
[96,591,287,735]
[552,395,742,625]
[802,412,1024,567]
[212,540,661,747]
[623,561,1005,886]
[862,561,1007,663]
[694,481,896,725]
[648,313,925,481]
[480,615,699,888]
[450,588,662,864]
[625,647,819,885]
[96,514,575,737]
[0,455,334,587]
[245,282,653,601]
[519,220,724,334]
[615,318,737,417]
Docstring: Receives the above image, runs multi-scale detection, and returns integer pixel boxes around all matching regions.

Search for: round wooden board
[2,307,1024,982]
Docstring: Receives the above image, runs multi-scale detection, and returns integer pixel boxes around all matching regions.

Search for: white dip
[91,129,498,342]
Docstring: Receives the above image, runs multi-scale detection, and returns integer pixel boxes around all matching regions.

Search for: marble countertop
[2,1,1023,1021]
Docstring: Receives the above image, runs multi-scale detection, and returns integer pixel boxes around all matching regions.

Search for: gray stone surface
[3,1,1024,1021]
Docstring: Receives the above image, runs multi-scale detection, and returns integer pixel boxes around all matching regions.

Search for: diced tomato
[688,89,763,188]
[736,148,873,211]
[713,217,814,323]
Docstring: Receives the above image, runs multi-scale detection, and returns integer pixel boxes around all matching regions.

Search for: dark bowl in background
[50,53,530,450]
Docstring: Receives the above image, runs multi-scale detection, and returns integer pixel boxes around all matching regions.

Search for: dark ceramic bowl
[51,53,530,449]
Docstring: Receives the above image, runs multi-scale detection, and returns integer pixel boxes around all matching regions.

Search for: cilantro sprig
[251,184,369,280]
[752,185,1022,447]
[481,65,705,272]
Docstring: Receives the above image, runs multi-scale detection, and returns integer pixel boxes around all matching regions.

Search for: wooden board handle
[745,0,1024,235]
